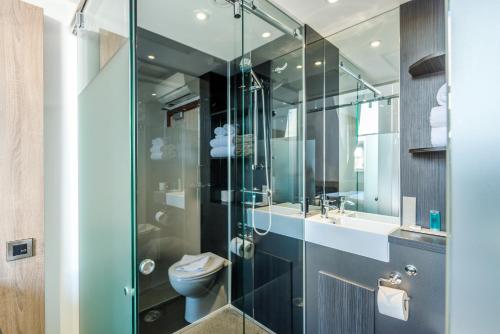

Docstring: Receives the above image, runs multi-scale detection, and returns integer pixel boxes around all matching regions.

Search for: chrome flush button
[405,264,418,277]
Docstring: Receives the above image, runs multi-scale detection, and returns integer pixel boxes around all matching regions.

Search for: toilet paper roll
[230,237,254,259]
[155,210,166,224]
[377,286,409,321]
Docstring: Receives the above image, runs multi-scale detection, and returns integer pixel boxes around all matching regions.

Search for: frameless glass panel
[77,0,135,333]
[238,1,305,333]
[135,1,242,333]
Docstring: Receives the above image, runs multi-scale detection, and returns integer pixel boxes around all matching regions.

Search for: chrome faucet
[317,195,338,219]
[339,196,355,214]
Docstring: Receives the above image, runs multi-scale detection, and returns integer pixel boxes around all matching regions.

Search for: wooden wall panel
[0,1,44,333]
[99,29,127,69]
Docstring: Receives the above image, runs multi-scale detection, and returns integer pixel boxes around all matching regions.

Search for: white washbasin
[246,204,304,239]
[165,191,185,209]
[305,211,399,262]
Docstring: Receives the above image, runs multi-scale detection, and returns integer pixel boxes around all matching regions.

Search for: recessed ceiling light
[314,61,322,66]
[262,32,271,38]
[296,65,303,69]
[195,10,209,21]
[152,93,157,97]
[326,0,339,3]
[370,40,381,48]
[147,54,155,60]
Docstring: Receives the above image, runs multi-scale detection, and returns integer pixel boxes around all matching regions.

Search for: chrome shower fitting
[233,0,242,18]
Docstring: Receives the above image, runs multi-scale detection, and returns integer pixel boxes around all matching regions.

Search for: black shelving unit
[409,52,446,78]
[409,146,446,154]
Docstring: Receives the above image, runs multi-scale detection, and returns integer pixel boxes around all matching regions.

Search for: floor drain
[144,310,162,323]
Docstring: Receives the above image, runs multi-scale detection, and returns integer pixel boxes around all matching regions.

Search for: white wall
[44,16,79,334]
[447,0,500,333]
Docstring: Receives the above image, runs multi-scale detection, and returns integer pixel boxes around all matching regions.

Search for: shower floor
[176,306,272,334]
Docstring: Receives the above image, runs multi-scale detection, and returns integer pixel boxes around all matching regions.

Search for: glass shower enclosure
[78,0,304,333]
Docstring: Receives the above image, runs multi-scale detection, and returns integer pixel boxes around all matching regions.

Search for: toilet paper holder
[378,272,402,287]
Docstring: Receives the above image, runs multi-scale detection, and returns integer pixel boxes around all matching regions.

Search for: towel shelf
[409,146,446,154]
[409,52,446,78]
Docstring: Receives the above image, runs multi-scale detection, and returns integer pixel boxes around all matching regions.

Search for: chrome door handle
[139,259,156,275]
[123,286,135,296]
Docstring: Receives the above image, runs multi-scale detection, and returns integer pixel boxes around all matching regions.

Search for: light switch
[6,239,33,261]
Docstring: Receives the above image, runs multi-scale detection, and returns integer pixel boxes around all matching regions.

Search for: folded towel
[211,146,235,158]
[175,255,210,272]
[436,83,447,106]
[431,126,447,147]
[214,127,226,136]
[151,152,164,160]
[152,137,165,146]
[210,135,234,148]
[430,105,447,128]
[223,124,236,135]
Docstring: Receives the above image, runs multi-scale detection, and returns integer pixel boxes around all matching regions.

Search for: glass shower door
[235,2,305,333]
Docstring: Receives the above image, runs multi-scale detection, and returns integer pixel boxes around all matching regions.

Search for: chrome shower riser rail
[226,0,302,40]
[340,62,382,96]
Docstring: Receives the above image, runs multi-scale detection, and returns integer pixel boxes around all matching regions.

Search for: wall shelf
[409,146,446,154]
[409,52,446,78]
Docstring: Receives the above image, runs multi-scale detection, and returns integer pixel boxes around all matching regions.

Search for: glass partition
[77,0,135,333]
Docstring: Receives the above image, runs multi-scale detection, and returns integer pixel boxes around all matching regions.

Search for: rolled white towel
[431,126,447,147]
[223,124,237,135]
[214,127,226,136]
[152,137,165,146]
[210,135,234,148]
[210,145,235,158]
[430,105,447,128]
[436,83,447,106]
[150,152,164,160]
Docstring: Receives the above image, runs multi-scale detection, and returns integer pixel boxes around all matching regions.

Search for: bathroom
[78,0,446,333]
[1,0,498,334]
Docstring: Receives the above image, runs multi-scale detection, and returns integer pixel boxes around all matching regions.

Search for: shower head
[273,62,288,74]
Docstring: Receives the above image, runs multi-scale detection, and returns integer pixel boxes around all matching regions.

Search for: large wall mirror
[307,8,400,217]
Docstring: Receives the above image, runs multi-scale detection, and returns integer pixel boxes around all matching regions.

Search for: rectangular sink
[305,212,399,262]
[165,191,185,209]
[246,204,304,240]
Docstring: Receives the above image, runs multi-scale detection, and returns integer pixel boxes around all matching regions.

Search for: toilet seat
[168,252,225,281]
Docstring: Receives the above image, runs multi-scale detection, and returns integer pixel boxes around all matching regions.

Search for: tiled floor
[139,296,188,334]
[139,299,270,334]
[178,307,270,334]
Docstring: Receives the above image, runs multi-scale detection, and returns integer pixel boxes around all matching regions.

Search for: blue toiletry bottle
[429,210,441,231]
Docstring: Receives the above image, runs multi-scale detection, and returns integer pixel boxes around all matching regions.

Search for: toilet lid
[168,252,226,281]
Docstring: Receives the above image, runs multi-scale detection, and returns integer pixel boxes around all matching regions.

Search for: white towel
[223,124,236,135]
[152,137,165,146]
[214,127,226,136]
[211,146,235,158]
[210,135,234,148]
[150,152,164,160]
[430,105,447,128]
[431,126,447,147]
[436,83,447,106]
[175,255,210,272]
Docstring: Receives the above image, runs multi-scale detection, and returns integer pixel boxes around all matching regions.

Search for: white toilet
[168,252,227,323]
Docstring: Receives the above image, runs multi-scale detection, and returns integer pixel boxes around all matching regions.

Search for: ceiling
[138,0,286,61]
[271,0,409,37]
[329,7,400,86]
